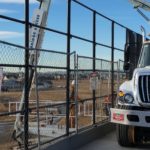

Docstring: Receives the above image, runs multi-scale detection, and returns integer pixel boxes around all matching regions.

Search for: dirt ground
[0,79,120,149]
[0,79,114,102]
[0,79,118,119]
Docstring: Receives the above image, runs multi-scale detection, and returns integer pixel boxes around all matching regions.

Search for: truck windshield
[138,43,150,68]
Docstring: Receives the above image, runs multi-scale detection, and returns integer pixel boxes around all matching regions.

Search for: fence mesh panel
[0,0,133,148]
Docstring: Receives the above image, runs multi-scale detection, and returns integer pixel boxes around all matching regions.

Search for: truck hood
[120,67,150,92]
[120,81,132,94]
[119,67,150,107]
[133,67,150,76]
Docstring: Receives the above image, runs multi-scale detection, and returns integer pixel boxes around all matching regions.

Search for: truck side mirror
[124,45,130,62]
[124,62,130,71]
[124,45,130,71]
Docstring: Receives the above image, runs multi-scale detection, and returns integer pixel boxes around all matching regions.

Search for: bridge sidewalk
[77,131,149,150]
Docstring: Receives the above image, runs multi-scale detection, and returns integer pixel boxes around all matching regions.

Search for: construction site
[0,0,150,150]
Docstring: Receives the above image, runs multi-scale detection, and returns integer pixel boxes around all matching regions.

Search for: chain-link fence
[0,40,69,149]
[0,43,125,150]
[0,0,141,149]
[0,41,25,149]
[74,56,119,127]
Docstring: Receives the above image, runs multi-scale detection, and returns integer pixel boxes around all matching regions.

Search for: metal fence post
[118,60,121,87]
[66,0,71,135]
[92,11,96,125]
[116,61,119,93]
[24,0,29,149]
[35,49,40,149]
[74,53,79,133]
[111,21,115,108]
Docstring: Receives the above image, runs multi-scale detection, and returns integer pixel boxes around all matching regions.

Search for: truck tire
[116,124,135,146]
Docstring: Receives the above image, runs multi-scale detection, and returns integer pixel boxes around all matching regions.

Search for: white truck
[111,0,150,146]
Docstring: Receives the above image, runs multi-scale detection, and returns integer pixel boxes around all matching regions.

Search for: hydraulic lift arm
[129,0,150,23]
[129,0,150,40]
[13,0,51,145]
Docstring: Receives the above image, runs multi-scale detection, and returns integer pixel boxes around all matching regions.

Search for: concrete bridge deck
[44,123,150,150]
[78,131,150,150]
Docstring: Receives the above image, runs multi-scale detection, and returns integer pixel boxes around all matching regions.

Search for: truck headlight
[124,94,134,103]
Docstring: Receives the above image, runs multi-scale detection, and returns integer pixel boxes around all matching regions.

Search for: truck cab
[110,40,150,146]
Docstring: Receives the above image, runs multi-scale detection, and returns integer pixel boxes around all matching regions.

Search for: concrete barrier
[43,123,115,150]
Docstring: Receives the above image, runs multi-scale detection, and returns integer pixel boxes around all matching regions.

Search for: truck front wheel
[116,124,135,146]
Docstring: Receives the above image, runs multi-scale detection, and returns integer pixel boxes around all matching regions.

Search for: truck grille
[138,75,150,103]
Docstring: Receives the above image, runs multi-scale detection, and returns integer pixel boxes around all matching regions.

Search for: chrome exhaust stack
[141,26,146,42]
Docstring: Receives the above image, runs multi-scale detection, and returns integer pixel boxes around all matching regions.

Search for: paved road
[78,131,150,150]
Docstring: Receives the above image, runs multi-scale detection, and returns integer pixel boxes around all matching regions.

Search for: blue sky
[1,0,150,63]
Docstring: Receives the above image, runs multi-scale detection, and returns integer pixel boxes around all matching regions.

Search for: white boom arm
[13,0,51,145]
[129,0,150,24]
[129,0,150,11]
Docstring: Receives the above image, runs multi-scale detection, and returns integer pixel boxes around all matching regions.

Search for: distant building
[2,79,22,90]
